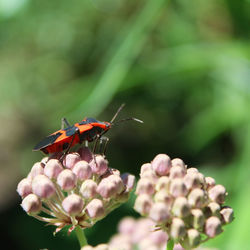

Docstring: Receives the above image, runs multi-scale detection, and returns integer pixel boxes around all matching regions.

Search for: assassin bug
[33,104,143,155]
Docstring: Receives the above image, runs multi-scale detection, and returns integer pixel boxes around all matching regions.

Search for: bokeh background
[0,0,250,249]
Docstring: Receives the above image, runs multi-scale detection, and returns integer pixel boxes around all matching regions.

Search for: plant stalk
[75,225,88,247]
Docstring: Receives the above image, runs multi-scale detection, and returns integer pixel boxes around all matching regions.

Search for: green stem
[167,239,174,250]
[75,225,88,247]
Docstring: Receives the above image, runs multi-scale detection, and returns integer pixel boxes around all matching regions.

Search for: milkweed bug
[33,104,143,155]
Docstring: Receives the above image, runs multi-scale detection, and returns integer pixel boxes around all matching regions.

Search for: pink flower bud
[154,190,173,207]
[171,158,185,169]
[90,155,108,175]
[151,154,172,176]
[140,169,158,182]
[220,207,234,224]
[107,174,125,194]
[170,218,186,240]
[44,159,63,179]
[205,216,222,238]
[149,202,170,223]
[169,166,186,179]
[186,168,198,174]
[85,199,104,219]
[206,202,221,217]
[62,194,84,215]
[21,194,41,214]
[208,185,226,204]
[140,163,152,174]
[95,244,109,250]
[169,178,188,197]
[63,153,81,169]
[191,209,205,229]
[149,230,168,246]
[97,178,117,198]
[57,169,77,191]
[17,178,32,198]
[32,174,56,198]
[134,194,153,215]
[80,180,97,199]
[187,229,200,248]
[121,173,135,191]
[205,177,216,189]
[183,172,201,190]
[172,197,190,218]
[136,178,155,195]
[29,162,44,178]
[72,161,92,181]
[155,176,170,191]
[78,146,93,162]
[118,217,136,235]
[188,188,205,208]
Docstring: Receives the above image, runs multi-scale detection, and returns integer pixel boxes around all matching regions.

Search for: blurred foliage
[0,0,250,249]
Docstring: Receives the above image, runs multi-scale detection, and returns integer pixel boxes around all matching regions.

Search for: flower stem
[75,225,88,247]
[167,239,174,250]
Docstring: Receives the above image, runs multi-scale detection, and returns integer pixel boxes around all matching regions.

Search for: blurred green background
[0,0,250,249]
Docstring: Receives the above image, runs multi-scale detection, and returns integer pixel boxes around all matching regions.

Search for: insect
[33,104,143,155]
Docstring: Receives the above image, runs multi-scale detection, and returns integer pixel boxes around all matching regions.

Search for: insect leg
[61,118,71,129]
[99,136,109,157]
[59,133,76,161]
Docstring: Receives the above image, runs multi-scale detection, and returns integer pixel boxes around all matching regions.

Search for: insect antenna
[110,103,126,123]
[112,117,143,125]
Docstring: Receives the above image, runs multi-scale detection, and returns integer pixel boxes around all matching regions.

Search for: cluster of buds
[134,154,234,249]
[82,217,168,250]
[17,146,135,233]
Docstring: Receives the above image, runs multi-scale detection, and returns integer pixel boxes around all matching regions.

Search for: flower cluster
[82,217,168,250]
[134,154,234,249]
[17,147,135,233]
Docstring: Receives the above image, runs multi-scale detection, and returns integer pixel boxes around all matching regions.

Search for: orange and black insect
[33,104,143,155]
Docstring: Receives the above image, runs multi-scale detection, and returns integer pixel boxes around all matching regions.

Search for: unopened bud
[191,209,205,229]
[149,202,170,223]
[154,190,172,207]
[172,197,190,218]
[140,163,152,175]
[118,217,136,235]
[187,229,200,248]
[62,194,84,215]
[136,178,155,195]
[80,180,97,199]
[171,158,185,169]
[17,178,32,198]
[205,216,222,238]
[57,169,77,191]
[72,161,92,181]
[188,188,205,208]
[205,177,216,189]
[208,185,226,204]
[81,246,93,250]
[85,199,104,219]
[29,162,44,178]
[170,218,186,240]
[95,244,109,250]
[169,178,188,197]
[169,165,186,179]
[187,168,198,174]
[220,207,234,224]
[90,155,108,175]
[183,172,202,190]
[44,159,63,179]
[107,174,124,194]
[134,194,153,215]
[151,154,172,176]
[121,173,135,191]
[155,176,170,192]
[78,146,93,163]
[21,194,41,214]
[97,178,117,198]
[63,153,81,169]
[32,174,56,198]
[149,230,168,246]
[206,202,221,217]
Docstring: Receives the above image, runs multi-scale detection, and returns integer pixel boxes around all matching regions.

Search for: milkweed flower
[133,154,234,249]
[81,217,217,250]
[17,147,135,234]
